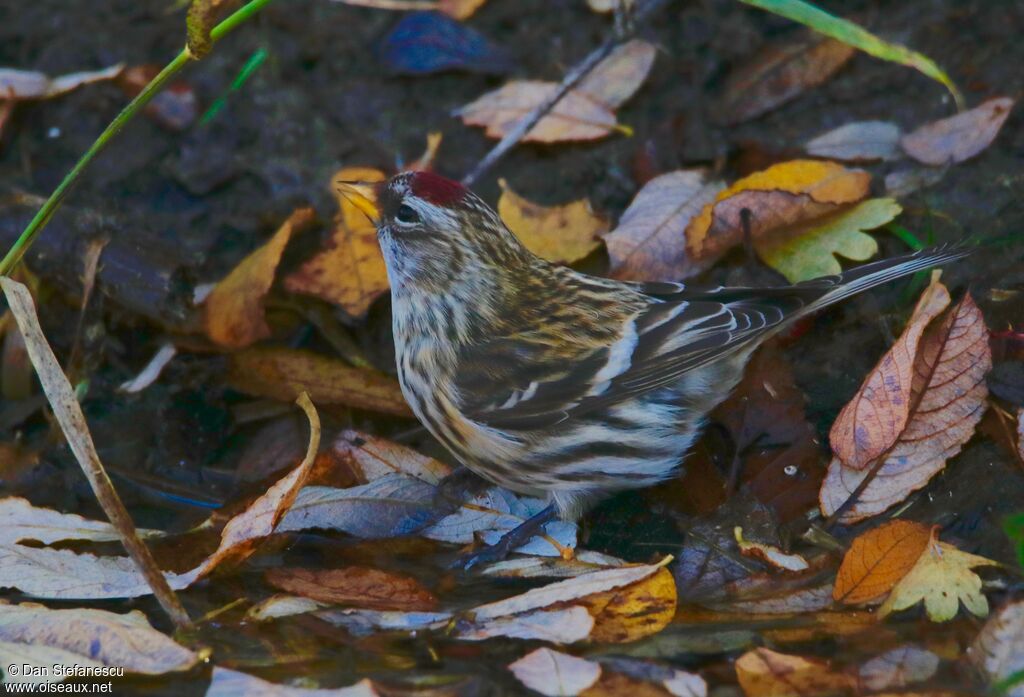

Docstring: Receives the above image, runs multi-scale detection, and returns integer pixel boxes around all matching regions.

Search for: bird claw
[451,539,516,571]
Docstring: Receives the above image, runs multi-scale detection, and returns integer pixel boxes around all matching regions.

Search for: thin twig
[460,0,672,187]
[0,278,193,630]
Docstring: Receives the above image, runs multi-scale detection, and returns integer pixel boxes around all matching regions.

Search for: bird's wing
[452,285,814,431]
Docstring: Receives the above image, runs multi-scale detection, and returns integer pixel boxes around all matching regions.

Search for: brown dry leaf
[603,170,724,282]
[457,41,654,143]
[497,179,607,264]
[878,531,999,622]
[735,647,855,697]
[226,347,411,416]
[204,208,316,348]
[509,648,602,696]
[828,277,951,470]
[733,527,810,572]
[283,168,388,318]
[834,520,932,605]
[576,39,657,109]
[805,121,903,162]
[821,280,991,522]
[858,644,940,692]
[901,97,1015,166]
[0,602,197,684]
[969,600,1024,696]
[0,64,124,100]
[683,160,870,278]
[265,566,437,611]
[333,430,451,485]
[715,35,856,125]
[459,80,619,142]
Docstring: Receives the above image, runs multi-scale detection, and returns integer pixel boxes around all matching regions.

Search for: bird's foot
[451,503,558,571]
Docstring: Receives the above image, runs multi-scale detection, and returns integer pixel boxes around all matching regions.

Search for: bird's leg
[454,503,559,571]
[740,207,756,265]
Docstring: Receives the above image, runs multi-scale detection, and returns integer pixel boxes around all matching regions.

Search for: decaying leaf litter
[0,0,1023,694]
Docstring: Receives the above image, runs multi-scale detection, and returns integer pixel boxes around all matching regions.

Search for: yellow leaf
[735,647,856,697]
[284,167,388,318]
[755,198,897,282]
[204,208,316,348]
[498,179,607,264]
[683,160,870,278]
[577,567,677,643]
[879,531,999,622]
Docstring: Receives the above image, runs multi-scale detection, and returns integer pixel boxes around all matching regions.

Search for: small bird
[338,171,967,567]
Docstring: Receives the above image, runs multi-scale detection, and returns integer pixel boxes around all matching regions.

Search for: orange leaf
[833,520,931,605]
[284,168,388,318]
[265,566,438,611]
[204,208,316,348]
[333,429,452,485]
[226,347,412,416]
[682,160,870,278]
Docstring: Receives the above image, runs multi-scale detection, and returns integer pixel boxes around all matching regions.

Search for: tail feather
[805,242,972,313]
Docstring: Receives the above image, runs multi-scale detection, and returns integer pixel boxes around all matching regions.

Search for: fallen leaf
[715,35,855,125]
[206,667,378,696]
[735,647,855,697]
[734,527,810,572]
[332,430,451,485]
[509,648,602,697]
[0,497,160,545]
[754,197,896,283]
[0,64,124,100]
[247,594,326,621]
[884,166,948,197]
[590,658,707,697]
[315,608,451,637]
[576,567,677,643]
[858,644,940,691]
[457,606,595,643]
[481,551,626,580]
[0,602,197,683]
[456,40,655,143]
[284,168,388,318]
[683,160,870,277]
[586,0,618,12]
[879,531,999,621]
[278,474,438,539]
[969,600,1024,697]
[437,0,487,20]
[901,97,1015,166]
[821,280,991,522]
[204,208,317,348]
[458,80,619,142]
[377,11,512,75]
[424,486,578,556]
[265,566,437,611]
[497,179,607,263]
[226,347,412,416]
[805,121,903,162]
[603,170,724,282]
[834,520,932,605]
[576,39,657,109]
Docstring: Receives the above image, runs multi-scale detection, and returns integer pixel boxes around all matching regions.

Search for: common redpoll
[338,171,968,567]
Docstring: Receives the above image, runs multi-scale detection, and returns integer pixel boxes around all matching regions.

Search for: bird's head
[336,171,531,294]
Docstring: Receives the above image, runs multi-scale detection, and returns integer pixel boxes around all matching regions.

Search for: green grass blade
[739,0,964,110]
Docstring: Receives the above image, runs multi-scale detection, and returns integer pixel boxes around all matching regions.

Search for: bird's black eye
[396,203,420,224]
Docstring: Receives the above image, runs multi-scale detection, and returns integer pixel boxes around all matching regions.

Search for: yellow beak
[335,181,381,224]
